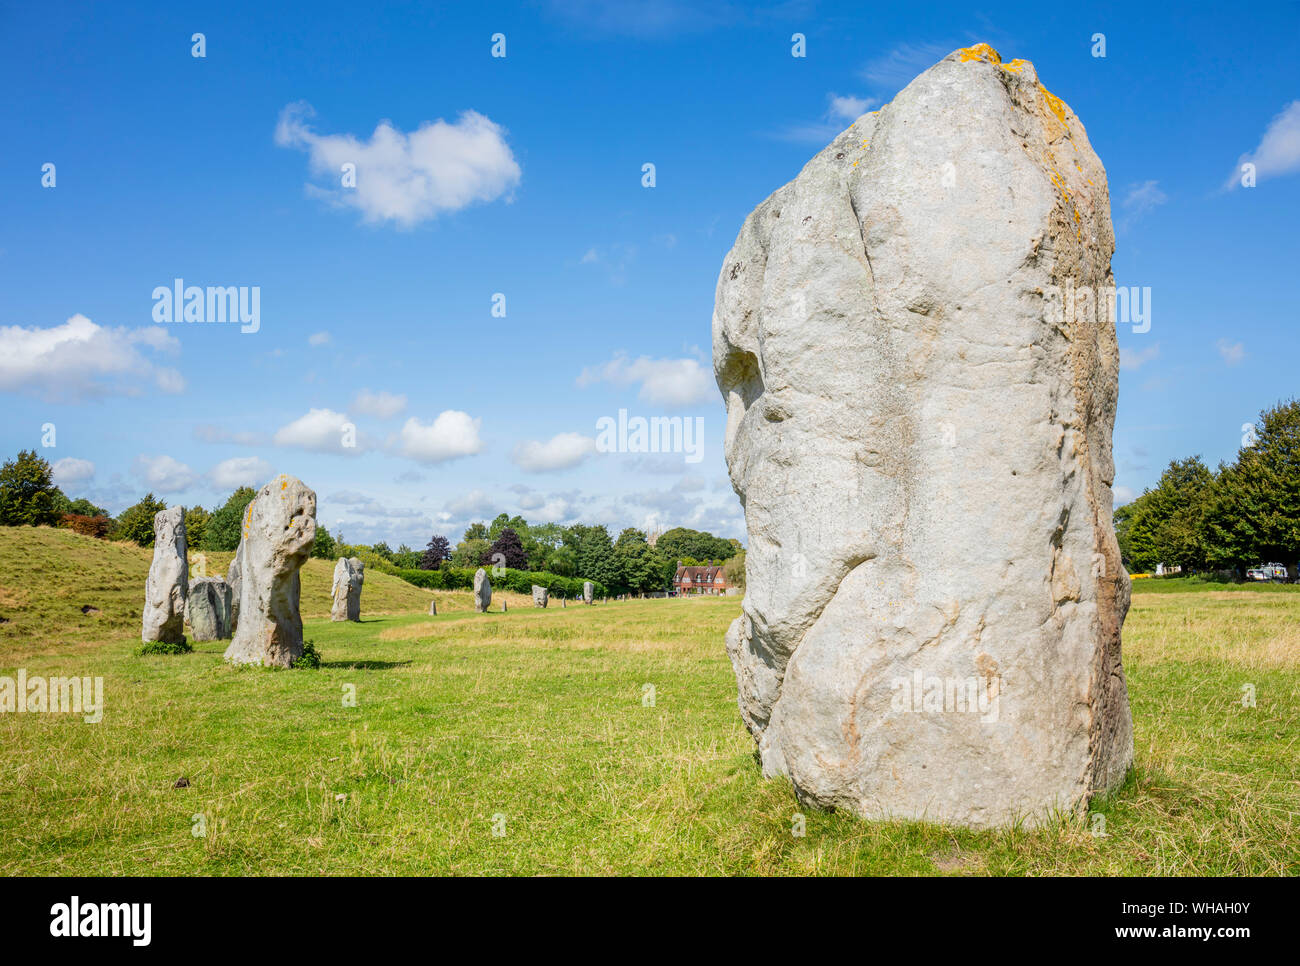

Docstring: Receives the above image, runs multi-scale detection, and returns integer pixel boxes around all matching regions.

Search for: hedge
[394,567,607,600]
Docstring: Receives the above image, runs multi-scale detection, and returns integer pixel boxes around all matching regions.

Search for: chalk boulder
[186,576,232,641]
[582,581,594,605]
[330,557,364,622]
[473,568,492,613]
[223,476,317,668]
[428,600,438,616]
[142,505,188,644]
[532,585,548,608]
[713,44,1132,827]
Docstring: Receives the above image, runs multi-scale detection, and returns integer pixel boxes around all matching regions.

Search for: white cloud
[308,331,331,347]
[577,352,714,407]
[51,457,95,487]
[1121,180,1167,225]
[133,455,199,493]
[1216,339,1246,366]
[396,411,483,463]
[275,101,522,227]
[352,389,407,419]
[0,314,183,401]
[209,456,272,489]
[511,432,597,472]
[1113,485,1136,507]
[827,94,875,121]
[273,408,361,454]
[1226,100,1300,189]
[1119,343,1160,371]
[859,42,953,88]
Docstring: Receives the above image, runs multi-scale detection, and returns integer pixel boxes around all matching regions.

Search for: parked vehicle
[1247,562,1290,581]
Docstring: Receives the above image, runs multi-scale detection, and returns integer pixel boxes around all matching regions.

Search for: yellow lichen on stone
[1002,58,1028,74]
[957,43,1001,63]
[1039,84,1070,129]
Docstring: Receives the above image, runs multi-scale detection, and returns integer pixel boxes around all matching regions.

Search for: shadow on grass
[320,659,413,670]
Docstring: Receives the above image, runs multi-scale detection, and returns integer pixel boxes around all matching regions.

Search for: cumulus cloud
[352,389,407,419]
[1119,343,1160,371]
[134,455,199,493]
[1216,339,1246,366]
[577,352,714,407]
[396,411,483,463]
[273,408,363,454]
[772,92,881,144]
[511,432,598,472]
[275,101,522,226]
[0,314,183,401]
[1225,100,1300,189]
[209,456,273,489]
[308,331,331,346]
[51,457,95,487]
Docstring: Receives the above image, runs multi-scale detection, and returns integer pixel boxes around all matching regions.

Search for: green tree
[113,493,167,547]
[0,450,61,527]
[184,506,211,549]
[451,537,490,568]
[392,543,420,569]
[576,525,618,590]
[547,545,576,576]
[1205,399,1300,568]
[486,527,529,570]
[312,524,337,560]
[462,521,490,543]
[203,487,256,551]
[420,534,451,570]
[723,550,747,591]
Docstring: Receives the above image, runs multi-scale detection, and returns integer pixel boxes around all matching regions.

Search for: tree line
[1116,399,1299,575]
[0,451,745,595]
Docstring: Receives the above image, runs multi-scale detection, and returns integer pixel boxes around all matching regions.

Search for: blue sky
[2,0,1298,548]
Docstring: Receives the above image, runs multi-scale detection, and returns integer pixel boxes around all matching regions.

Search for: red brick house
[673,563,730,596]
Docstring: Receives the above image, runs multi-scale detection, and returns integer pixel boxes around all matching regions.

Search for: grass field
[1,528,1296,875]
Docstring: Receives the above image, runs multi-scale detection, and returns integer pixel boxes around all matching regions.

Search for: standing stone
[428,600,438,616]
[227,547,243,635]
[186,576,232,641]
[532,585,549,608]
[330,556,364,622]
[142,505,188,644]
[582,581,594,605]
[473,568,492,613]
[223,476,317,668]
[502,600,508,613]
[562,597,567,608]
[713,44,1132,828]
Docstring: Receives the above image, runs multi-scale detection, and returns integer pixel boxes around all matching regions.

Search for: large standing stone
[473,568,492,613]
[186,576,232,641]
[713,44,1132,828]
[142,505,188,644]
[330,557,364,622]
[226,542,243,636]
[223,476,317,667]
[532,585,549,608]
[582,581,594,605]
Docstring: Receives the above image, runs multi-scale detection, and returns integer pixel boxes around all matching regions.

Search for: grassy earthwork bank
[0,528,1296,875]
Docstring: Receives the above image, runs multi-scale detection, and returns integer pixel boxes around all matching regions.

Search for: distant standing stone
[532,585,549,608]
[473,568,492,613]
[186,576,232,640]
[428,600,437,616]
[142,505,188,644]
[330,556,364,622]
[582,581,594,605]
[502,600,508,613]
[223,475,317,668]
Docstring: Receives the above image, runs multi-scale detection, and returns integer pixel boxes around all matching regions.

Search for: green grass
[1,528,1296,875]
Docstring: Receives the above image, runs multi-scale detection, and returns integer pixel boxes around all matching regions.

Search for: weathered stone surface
[428,600,438,616]
[223,476,317,667]
[582,581,594,605]
[532,585,548,608]
[186,576,232,641]
[142,505,188,644]
[713,44,1132,828]
[227,543,243,635]
[330,556,364,622]
[502,600,508,613]
[473,568,492,613]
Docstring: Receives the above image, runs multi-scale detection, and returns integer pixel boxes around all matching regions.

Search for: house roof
[675,565,724,581]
